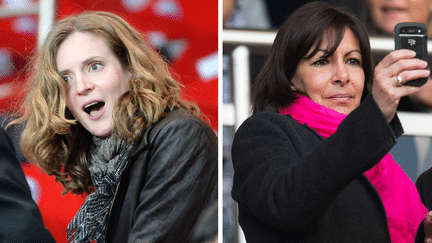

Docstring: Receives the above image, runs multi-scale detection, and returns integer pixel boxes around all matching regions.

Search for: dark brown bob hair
[252,1,374,113]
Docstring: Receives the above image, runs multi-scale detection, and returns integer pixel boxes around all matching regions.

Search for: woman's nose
[76,75,94,95]
[332,62,349,86]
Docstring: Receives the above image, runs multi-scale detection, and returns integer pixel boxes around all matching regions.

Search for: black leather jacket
[105,108,218,242]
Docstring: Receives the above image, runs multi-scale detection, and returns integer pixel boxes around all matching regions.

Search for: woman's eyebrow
[81,56,102,67]
[316,49,361,54]
[57,56,102,75]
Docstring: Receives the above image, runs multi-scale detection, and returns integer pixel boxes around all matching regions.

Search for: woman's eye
[347,58,361,65]
[89,63,102,72]
[62,76,71,82]
[313,59,328,66]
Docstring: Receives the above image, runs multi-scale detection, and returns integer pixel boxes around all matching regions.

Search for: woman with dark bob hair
[231,1,432,242]
[9,11,217,242]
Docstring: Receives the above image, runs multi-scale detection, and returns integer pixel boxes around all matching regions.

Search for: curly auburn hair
[10,11,199,194]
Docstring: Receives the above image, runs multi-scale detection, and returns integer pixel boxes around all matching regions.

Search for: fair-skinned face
[367,0,432,35]
[56,32,131,138]
[291,28,365,115]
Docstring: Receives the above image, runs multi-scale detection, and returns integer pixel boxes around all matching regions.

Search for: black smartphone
[394,22,428,86]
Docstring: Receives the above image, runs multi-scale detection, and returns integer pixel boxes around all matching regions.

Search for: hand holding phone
[394,22,428,86]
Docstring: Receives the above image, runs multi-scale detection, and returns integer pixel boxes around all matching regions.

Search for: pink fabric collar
[280,95,427,242]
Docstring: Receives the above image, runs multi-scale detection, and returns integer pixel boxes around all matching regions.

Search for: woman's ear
[126,68,136,81]
[126,69,138,90]
[290,74,304,92]
[126,68,141,86]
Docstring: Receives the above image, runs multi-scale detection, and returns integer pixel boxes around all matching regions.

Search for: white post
[232,45,252,130]
[37,0,55,48]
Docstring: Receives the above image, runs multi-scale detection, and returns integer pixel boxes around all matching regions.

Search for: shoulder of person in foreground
[0,127,55,243]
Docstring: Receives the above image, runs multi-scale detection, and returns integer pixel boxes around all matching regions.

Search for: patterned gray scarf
[66,135,133,243]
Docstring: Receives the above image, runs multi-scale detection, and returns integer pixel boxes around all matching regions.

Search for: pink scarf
[280,95,427,242]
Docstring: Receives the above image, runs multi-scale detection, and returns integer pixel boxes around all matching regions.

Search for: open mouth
[84,101,105,117]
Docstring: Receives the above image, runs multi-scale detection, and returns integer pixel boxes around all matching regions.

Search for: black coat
[0,127,55,243]
[105,108,218,242]
[231,94,425,242]
[416,167,432,210]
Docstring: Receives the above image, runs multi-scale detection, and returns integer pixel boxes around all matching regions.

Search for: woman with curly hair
[10,11,217,243]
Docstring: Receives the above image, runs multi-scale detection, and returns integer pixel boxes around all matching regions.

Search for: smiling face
[56,32,131,137]
[291,28,365,115]
[367,0,432,35]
